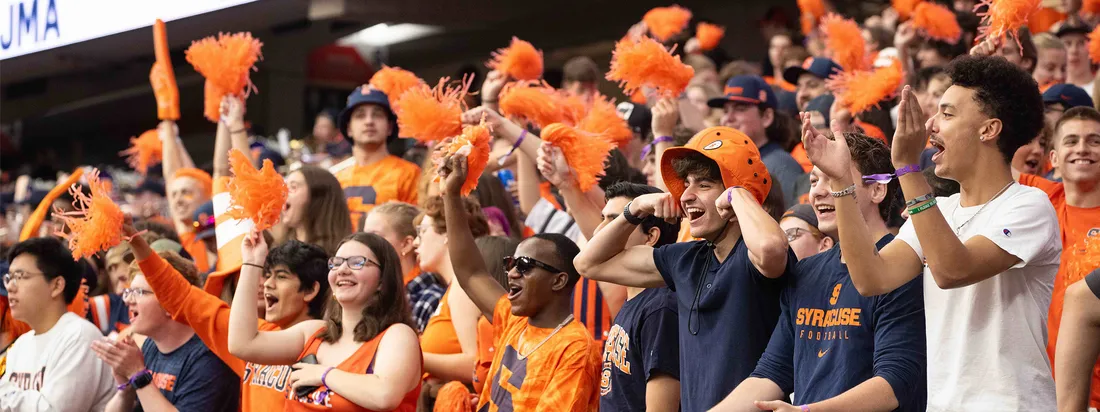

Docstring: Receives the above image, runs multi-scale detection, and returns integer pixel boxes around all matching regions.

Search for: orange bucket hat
[660,126,771,208]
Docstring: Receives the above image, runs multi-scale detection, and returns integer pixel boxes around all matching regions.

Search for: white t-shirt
[0,312,114,412]
[896,183,1061,411]
[524,198,584,244]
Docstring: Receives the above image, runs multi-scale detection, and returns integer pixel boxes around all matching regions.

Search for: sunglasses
[502,256,563,276]
[328,256,380,271]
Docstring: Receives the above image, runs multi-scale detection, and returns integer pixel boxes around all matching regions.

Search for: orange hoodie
[138,251,292,412]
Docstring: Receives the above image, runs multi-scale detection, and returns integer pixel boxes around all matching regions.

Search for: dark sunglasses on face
[502,256,563,276]
[328,256,379,270]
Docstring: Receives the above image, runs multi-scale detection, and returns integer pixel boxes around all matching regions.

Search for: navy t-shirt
[653,238,790,411]
[136,334,240,412]
[599,288,679,412]
[751,235,927,411]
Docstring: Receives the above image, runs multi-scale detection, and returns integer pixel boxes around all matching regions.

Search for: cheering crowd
[2,0,1100,411]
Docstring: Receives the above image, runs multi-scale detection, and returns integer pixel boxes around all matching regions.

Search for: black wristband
[622,201,645,225]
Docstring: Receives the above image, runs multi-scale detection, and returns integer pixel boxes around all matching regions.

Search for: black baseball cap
[782,57,844,85]
[616,101,652,138]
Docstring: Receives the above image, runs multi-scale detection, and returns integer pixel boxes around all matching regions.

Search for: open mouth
[930,139,946,163]
[815,204,836,218]
[334,278,358,289]
[129,308,140,323]
[1024,159,1040,172]
[264,293,279,310]
[507,282,524,300]
[684,206,705,223]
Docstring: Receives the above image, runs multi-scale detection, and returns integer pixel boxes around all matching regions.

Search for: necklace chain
[952,181,1014,234]
[517,314,574,359]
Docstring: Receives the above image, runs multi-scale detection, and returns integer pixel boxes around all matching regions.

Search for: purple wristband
[800,405,810,412]
[726,186,744,203]
[895,164,921,177]
[639,135,674,160]
[497,129,528,166]
[321,367,336,388]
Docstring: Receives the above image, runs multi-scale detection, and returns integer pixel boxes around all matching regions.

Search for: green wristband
[908,198,937,216]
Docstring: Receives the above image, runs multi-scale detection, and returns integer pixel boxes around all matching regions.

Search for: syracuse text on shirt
[6,366,44,391]
[600,324,631,396]
[796,283,862,341]
[243,362,292,392]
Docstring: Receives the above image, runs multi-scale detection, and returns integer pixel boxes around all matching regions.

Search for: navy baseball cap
[1042,83,1093,109]
[337,86,398,143]
[616,101,652,137]
[192,201,216,241]
[782,57,844,85]
[707,75,778,110]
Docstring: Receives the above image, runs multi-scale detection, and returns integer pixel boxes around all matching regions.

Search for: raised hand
[801,111,853,182]
[891,85,931,168]
[241,228,269,267]
[651,97,680,138]
[481,70,508,104]
[715,187,747,222]
[537,142,576,189]
[438,153,469,197]
[893,21,916,49]
[221,95,246,126]
[629,192,682,224]
[969,37,997,57]
[462,106,505,130]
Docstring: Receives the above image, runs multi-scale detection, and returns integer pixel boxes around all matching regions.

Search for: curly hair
[946,55,1044,164]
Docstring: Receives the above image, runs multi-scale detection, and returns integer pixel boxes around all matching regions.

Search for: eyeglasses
[502,256,563,276]
[121,288,155,301]
[328,256,380,271]
[2,271,43,286]
[784,227,822,243]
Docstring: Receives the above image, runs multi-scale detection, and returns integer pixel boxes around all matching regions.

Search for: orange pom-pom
[1088,26,1100,64]
[975,0,1039,48]
[695,22,725,51]
[55,170,126,260]
[226,149,287,231]
[369,66,427,108]
[151,20,179,121]
[893,0,922,20]
[1085,0,1100,16]
[119,130,163,175]
[643,5,693,42]
[499,81,566,129]
[820,13,867,71]
[394,76,471,142]
[434,381,474,412]
[555,91,588,127]
[540,123,614,191]
[577,94,633,148]
[607,36,695,98]
[912,2,961,44]
[487,37,544,81]
[185,32,263,122]
[827,61,904,114]
[798,0,827,34]
[436,122,492,196]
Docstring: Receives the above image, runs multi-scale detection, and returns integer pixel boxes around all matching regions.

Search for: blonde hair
[1032,33,1065,50]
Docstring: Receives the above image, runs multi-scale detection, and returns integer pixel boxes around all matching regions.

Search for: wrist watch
[622,201,645,225]
[130,370,153,390]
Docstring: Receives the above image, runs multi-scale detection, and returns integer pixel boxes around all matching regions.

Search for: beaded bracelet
[908,198,938,216]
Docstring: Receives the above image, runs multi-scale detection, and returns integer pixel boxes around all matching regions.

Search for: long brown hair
[292,166,353,256]
[320,232,414,343]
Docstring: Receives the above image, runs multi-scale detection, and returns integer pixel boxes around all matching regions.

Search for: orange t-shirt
[287,325,420,412]
[138,252,294,412]
[1021,174,1100,408]
[420,287,464,380]
[335,155,421,230]
[473,316,495,395]
[476,297,601,412]
[790,143,813,173]
[179,231,211,273]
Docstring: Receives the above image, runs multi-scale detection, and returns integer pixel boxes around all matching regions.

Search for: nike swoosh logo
[817,349,829,358]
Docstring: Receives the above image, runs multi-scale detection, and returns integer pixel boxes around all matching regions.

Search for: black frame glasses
[328,256,380,270]
[502,256,563,276]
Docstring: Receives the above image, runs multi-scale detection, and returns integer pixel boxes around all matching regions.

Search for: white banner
[1,0,259,60]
